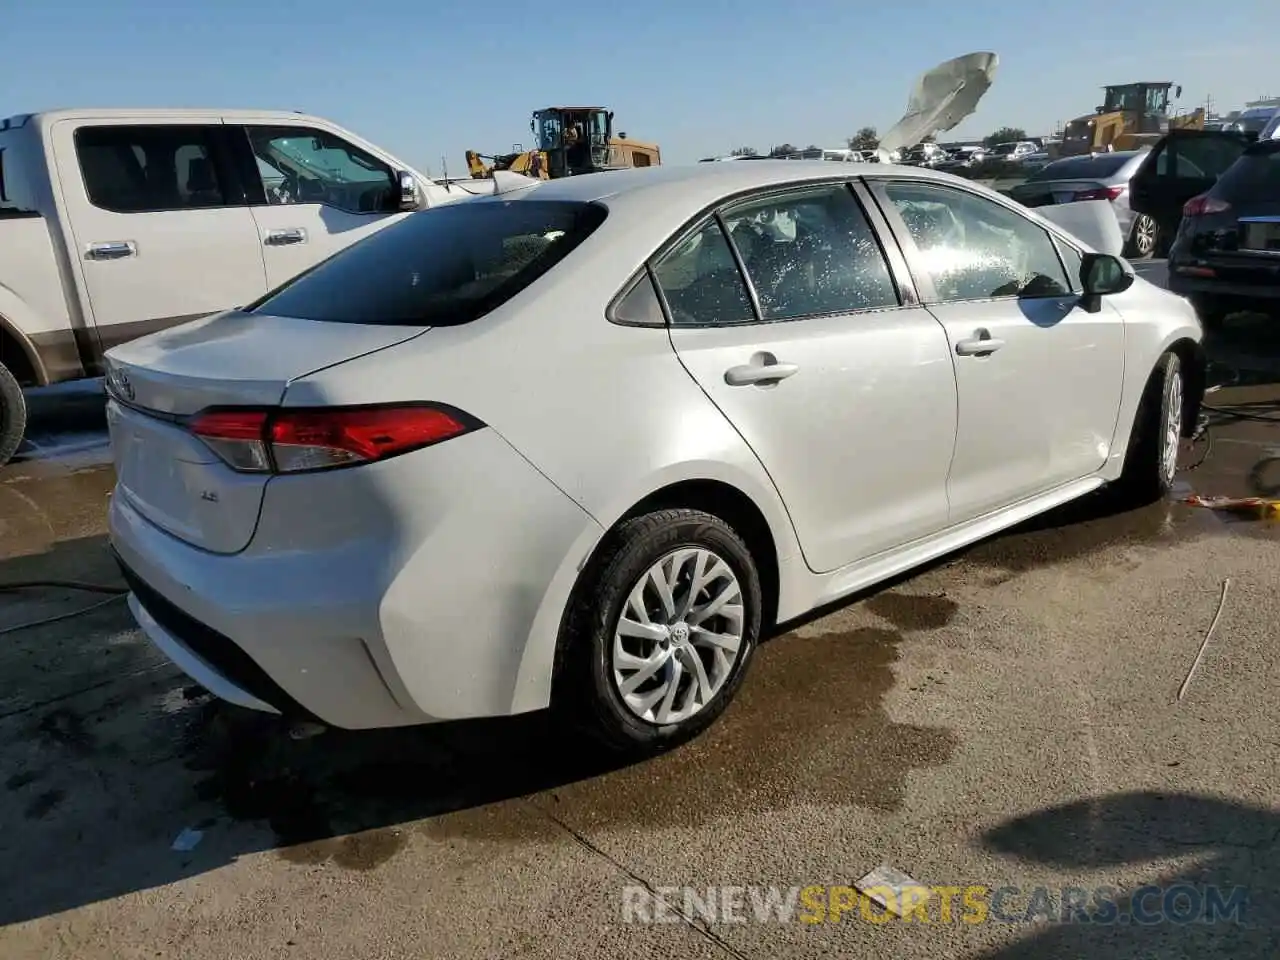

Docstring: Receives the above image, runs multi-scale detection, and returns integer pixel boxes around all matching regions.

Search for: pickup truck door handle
[264,228,307,246]
[955,330,1006,357]
[85,241,137,261]
[724,353,800,386]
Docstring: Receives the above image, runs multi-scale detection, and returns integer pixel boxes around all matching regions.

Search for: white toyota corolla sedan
[105,161,1205,750]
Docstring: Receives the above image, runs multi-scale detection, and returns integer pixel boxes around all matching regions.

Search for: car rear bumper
[108,428,603,729]
[1167,265,1280,303]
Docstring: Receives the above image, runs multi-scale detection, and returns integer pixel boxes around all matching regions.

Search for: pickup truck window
[248,200,607,326]
[74,125,230,213]
[244,126,396,214]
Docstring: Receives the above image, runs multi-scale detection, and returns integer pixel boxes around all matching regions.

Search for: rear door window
[652,220,756,326]
[1152,135,1245,178]
[720,184,899,320]
[248,199,606,325]
[74,125,231,212]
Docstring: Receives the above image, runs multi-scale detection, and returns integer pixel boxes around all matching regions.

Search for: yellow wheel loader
[466,107,660,180]
[1055,82,1205,158]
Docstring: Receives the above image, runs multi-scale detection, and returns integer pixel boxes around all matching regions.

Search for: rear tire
[555,508,762,753]
[0,362,27,467]
[1114,351,1183,506]
[1124,214,1158,260]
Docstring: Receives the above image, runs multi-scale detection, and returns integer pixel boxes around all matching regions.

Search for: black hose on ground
[0,580,130,637]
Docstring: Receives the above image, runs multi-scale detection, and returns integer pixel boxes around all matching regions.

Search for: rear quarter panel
[285,208,808,707]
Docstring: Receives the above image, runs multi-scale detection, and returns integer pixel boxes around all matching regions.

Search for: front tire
[556,508,763,752]
[1114,351,1183,506]
[0,362,27,467]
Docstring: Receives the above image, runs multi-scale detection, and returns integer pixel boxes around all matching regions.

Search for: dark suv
[1129,129,1280,326]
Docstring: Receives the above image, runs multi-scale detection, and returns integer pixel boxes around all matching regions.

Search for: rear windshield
[1214,141,1280,201]
[249,199,607,325]
[1028,154,1133,181]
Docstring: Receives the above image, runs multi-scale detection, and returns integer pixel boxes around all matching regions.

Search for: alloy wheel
[611,547,745,726]
[1133,215,1157,258]
[1162,369,1183,486]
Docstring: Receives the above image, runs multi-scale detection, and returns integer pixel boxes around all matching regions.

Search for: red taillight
[190,410,272,473]
[188,404,480,474]
[1183,194,1231,217]
[1072,185,1125,202]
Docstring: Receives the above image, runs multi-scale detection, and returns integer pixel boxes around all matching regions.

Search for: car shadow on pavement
[1,527,959,926]
[975,791,1280,957]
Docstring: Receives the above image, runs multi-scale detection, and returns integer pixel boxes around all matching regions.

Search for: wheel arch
[617,478,781,632]
[1167,335,1206,434]
[526,471,795,717]
[0,315,43,386]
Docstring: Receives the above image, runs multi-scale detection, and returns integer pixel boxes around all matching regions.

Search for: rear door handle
[724,358,800,386]
[955,332,1006,357]
[264,228,307,246]
[86,241,137,261]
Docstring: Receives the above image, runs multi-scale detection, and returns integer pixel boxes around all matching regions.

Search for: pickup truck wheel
[0,362,27,466]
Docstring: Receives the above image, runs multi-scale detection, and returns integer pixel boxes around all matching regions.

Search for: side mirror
[397,171,422,211]
[1079,252,1134,312]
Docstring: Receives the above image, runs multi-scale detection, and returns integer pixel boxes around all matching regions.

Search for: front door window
[245,127,395,214]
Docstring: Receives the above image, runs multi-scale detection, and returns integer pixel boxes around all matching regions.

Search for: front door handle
[955,330,1006,357]
[264,228,307,246]
[724,353,800,386]
[86,241,137,261]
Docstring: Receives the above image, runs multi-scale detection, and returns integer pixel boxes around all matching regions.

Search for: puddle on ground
[0,459,116,568]
[177,588,957,857]
[500,623,959,838]
[863,591,958,631]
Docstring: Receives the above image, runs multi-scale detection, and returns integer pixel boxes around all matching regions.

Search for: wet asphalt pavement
[2,269,1279,959]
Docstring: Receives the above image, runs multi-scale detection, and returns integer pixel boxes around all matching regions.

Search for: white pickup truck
[0,108,480,463]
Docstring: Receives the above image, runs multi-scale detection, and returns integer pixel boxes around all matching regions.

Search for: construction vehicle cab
[1059,83,1203,157]
[467,106,660,181]
[532,107,615,177]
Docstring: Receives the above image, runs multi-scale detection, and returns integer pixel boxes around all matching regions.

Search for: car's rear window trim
[246,199,608,327]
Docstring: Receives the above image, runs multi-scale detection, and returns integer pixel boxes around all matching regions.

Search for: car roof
[475,159,978,210]
[15,107,333,128]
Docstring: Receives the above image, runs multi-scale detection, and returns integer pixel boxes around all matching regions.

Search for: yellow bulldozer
[1055,82,1205,157]
[466,106,660,180]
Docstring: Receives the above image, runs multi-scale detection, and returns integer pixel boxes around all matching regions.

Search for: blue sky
[4,0,1276,171]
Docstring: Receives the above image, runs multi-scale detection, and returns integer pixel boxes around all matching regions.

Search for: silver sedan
[1007,151,1158,258]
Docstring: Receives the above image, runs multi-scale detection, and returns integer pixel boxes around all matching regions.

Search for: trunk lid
[1008,179,1116,208]
[105,310,425,554]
